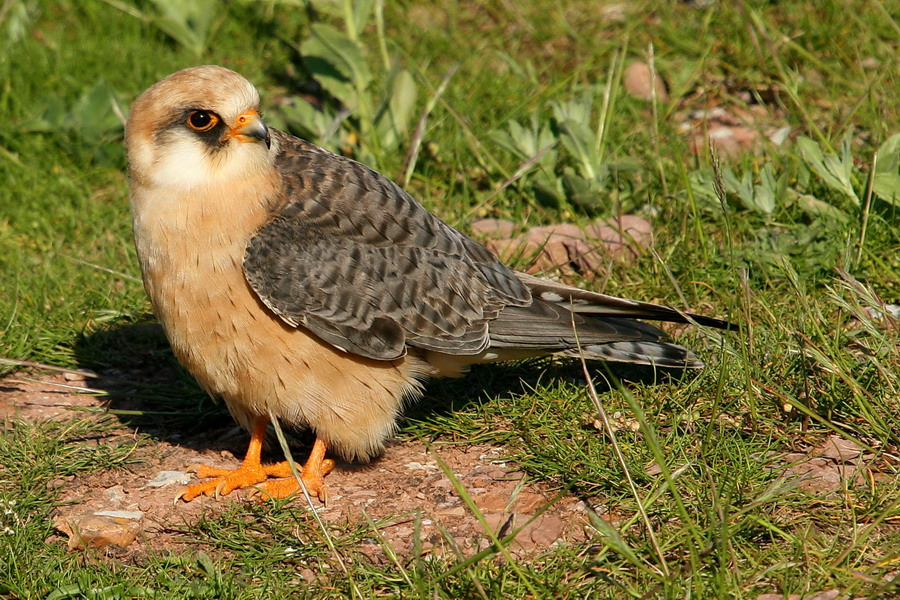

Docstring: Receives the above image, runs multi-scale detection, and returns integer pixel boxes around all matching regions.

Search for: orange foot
[253,440,335,502]
[180,416,333,502]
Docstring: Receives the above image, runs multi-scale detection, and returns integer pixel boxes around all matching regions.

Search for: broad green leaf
[557,118,597,180]
[147,0,220,56]
[561,167,607,209]
[790,191,851,224]
[21,80,123,145]
[70,80,124,142]
[532,174,566,206]
[873,133,900,206]
[277,99,346,151]
[388,69,417,137]
[375,68,417,151]
[692,165,781,215]
[796,136,859,204]
[724,168,752,209]
[309,0,375,39]
[303,23,372,96]
[348,0,375,40]
[486,129,522,159]
[550,91,593,128]
[686,168,723,211]
[490,115,556,168]
[752,163,779,215]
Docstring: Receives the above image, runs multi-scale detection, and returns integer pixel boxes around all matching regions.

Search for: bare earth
[1,370,590,559]
[2,362,884,595]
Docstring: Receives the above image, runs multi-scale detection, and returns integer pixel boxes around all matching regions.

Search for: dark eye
[186,110,219,132]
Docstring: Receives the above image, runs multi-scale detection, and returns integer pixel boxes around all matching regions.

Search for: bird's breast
[128,178,430,460]
[130,180,280,391]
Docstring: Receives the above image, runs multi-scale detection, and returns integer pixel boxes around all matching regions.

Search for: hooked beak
[224,109,271,149]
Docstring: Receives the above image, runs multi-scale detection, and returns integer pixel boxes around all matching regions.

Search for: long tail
[485,273,732,368]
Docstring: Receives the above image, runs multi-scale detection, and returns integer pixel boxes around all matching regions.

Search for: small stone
[483,512,511,534]
[767,125,791,146]
[527,514,564,546]
[54,513,142,550]
[819,435,864,463]
[436,506,466,518]
[600,3,628,22]
[486,237,540,264]
[104,485,126,503]
[605,215,652,248]
[585,216,652,261]
[512,492,547,514]
[524,224,606,274]
[470,218,516,239]
[701,125,760,157]
[783,457,865,494]
[528,238,573,273]
[94,510,143,520]
[645,462,663,476]
[348,490,378,498]
[859,57,880,70]
[806,592,841,600]
[524,224,585,243]
[756,591,843,600]
[585,224,623,246]
[298,567,317,582]
[623,61,669,102]
[474,490,514,513]
[146,470,190,487]
[404,461,439,472]
[432,478,453,491]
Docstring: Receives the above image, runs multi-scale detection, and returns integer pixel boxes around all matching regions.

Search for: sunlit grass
[0,0,898,598]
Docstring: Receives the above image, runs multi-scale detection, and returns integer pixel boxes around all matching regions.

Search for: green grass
[1,0,899,598]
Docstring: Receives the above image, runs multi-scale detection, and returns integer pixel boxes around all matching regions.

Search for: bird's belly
[136,232,426,461]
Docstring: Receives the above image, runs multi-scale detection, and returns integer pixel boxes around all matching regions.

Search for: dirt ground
[1,370,591,559]
[2,362,884,569]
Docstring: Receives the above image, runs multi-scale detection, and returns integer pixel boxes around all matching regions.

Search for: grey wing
[243,130,531,361]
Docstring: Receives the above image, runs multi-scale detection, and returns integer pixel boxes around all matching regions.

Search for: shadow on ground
[70,318,692,461]
[0,317,703,559]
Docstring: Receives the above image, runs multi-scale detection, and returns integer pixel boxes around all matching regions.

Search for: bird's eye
[186,110,219,132]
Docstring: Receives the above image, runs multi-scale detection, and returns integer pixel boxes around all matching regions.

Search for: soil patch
[1,371,590,559]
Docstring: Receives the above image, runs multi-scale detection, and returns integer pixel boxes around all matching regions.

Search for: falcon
[125,65,729,502]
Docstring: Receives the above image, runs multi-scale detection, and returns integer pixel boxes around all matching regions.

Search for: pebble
[94,510,144,520]
[470,218,516,239]
[404,461,439,471]
[54,512,143,550]
[623,61,669,102]
[104,485,126,503]
[146,470,191,488]
[818,435,864,463]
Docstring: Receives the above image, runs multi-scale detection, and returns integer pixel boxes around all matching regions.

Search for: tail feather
[484,271,729,369]
[563,341,705,369]
[516,272,734,330]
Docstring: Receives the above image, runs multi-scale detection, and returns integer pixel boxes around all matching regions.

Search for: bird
[125,65,729,503]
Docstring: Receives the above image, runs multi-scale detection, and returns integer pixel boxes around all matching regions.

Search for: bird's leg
[180,416,334,502]
[254,437,334,502]
[181,415,293,501]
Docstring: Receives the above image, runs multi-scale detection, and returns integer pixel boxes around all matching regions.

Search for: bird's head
[126,65,274,191]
